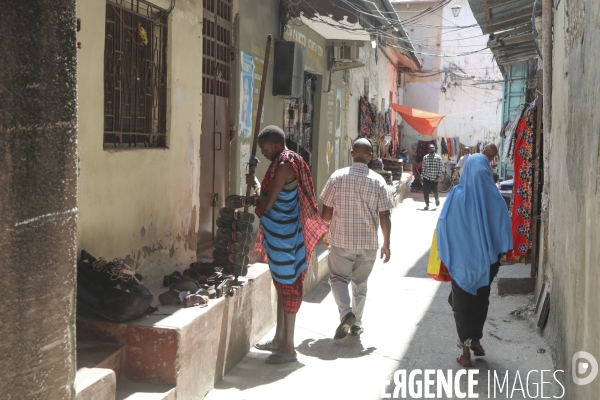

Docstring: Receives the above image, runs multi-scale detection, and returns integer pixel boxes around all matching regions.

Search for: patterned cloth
[320,162,393,249]
[510,105,535,256]
[359,96,375,138]
[273,270,307,314]
[260,181,306,284]
[255,149,329,269]
[421,152,443,181]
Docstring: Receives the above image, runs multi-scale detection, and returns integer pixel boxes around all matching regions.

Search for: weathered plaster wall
[542,0,600,396]
[395,0,502,162]
[0,1,78,398]
[437,0,502,148]
[77,0,202,281]
[395,1,444,160]
[230,0,342,210]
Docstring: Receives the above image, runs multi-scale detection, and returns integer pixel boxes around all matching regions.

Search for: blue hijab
[436,154,512,295]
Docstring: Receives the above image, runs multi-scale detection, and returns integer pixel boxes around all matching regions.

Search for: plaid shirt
[421,152,443,181]
[255,150,329,268]
[320,163,393,249]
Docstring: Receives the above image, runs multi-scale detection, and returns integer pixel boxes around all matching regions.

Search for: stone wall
[543,0,600,396]
[0,1,78,398]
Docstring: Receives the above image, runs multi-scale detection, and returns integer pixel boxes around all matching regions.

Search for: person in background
[420,144,443,210]
[246,125,329,365]
[320,138,393,339]
[397,149,409,163]
[454,147,470,178]
[436,153,512,368]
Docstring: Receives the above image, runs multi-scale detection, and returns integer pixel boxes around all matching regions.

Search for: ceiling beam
[487,13,534,33]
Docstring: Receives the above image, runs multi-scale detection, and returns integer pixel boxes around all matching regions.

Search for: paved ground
[205,192,560,400]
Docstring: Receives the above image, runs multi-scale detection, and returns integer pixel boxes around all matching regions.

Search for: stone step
[77,341,124,379]
[75,368,116,400]
[497,263,535,295]
[115,381,175,400]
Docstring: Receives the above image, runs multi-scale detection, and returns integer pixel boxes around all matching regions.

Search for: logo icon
[572,351,598,385]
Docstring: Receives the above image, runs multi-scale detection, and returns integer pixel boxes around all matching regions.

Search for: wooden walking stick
[244,34,272,213]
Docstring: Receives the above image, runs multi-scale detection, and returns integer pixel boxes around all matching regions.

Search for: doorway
[198,0,232,249]
[282,72,317,168]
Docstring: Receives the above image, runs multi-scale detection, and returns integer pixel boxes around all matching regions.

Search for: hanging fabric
[358,96,374,138]
[390,103,446,136]
[510,104,536,257]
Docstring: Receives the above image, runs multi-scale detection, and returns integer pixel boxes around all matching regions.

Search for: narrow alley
[205,193,558,400]
[4,0,600,399]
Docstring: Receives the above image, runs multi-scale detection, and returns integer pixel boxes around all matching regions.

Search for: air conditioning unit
[333,42,360,62]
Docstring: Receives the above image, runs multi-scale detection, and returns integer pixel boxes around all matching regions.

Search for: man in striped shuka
[246,126,329,365]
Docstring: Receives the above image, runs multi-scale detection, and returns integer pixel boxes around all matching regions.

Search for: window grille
[202,0,232,98]
[104,0,168,148]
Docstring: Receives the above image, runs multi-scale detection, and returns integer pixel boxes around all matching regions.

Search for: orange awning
[391,103,446,136]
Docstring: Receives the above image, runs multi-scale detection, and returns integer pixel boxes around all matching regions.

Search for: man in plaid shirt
[320,138,393,339]
[421,144,443,210]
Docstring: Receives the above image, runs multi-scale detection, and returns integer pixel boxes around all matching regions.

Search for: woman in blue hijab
[436,152,512,367]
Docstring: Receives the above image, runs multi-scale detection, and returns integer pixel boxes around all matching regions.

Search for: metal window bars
[104,0,168,148]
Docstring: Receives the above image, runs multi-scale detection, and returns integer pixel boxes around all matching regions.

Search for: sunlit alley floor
[205,192,560,400]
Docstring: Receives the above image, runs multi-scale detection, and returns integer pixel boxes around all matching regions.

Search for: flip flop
[219,207,256,223]
[213,236,250,255]
[457,355,473,368]
[254,339,280,352]
[265,352,297,365]
[216,217,254,233]
[470,343,485,356]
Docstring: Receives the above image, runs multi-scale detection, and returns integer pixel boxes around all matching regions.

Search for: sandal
[212,249,249,266]
[213,237,250,255]
[265,351,297,365]
[470,343,485,356]
[254,339,280,352]
[219,207,256,223]
[216,227,253,244]
[225,195,255,209]
[162,271,181,287]
[216,217,254,234]
[456,355,473,368]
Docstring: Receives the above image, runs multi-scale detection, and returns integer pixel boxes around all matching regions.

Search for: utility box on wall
[272,40,305,97]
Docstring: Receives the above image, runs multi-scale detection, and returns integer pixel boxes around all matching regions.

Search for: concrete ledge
[497,264,535,295]
[77,263,275,400]
[303,247,330,297]
[75,368,116,400]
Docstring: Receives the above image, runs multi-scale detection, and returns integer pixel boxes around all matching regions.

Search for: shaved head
[353,138,373,154]
[483,143,498,161]
[352,138,373,164]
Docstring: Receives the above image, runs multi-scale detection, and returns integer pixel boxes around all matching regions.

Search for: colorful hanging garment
[510,105,535,257]
[358,96,374,138]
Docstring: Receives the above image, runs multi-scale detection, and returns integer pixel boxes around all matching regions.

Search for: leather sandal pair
[219,207,255,223]
[163,271,181,287]
[216,227,253,244]
[212,249,249,267]
[213,236,250,255]
[225,195,255,209]
[216,217,254,233]
[158,275,201,305]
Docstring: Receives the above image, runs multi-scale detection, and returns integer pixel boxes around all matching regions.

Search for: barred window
[104,0,168,148]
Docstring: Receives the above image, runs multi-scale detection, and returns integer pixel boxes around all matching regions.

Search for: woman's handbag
[427,230,452,282]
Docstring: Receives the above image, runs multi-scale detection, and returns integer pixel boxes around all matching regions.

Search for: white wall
[394,0,502,161]
[437,0,502,148]
[77,0,203,281]
[342,41,403,164]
